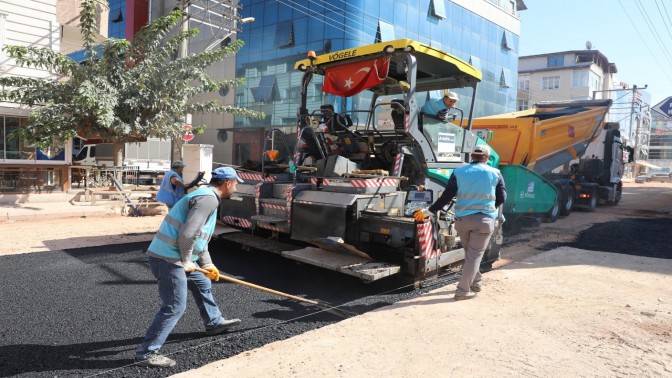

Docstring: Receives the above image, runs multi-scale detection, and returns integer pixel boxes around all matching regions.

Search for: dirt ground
[2,182,672,377]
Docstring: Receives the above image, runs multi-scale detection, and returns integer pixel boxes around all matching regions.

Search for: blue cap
[212,167,243,182]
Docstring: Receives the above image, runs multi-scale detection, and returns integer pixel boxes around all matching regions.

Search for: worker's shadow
[0,332,200,377]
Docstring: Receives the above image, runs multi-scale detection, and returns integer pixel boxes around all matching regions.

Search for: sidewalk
[0,198,164,222]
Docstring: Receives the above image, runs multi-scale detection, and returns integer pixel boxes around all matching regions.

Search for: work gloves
[437,109,456,122]
[413,208,431,222]
[182,260,197,273]
[202,264,221,282]
[186,171,205,190]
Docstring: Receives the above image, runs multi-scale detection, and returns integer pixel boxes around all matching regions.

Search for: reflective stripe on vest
[148,186,218,261]
[453,163,500,219]
[155,170,185,207]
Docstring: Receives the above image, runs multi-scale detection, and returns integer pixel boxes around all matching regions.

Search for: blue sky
[519,0,672,108]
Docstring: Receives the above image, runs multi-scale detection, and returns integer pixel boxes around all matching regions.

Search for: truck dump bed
[471,99,612,175]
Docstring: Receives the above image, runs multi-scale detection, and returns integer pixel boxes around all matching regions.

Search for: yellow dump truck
[471,99,630,229]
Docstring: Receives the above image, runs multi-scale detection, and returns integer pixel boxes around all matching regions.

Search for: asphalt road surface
[0,240,448,378]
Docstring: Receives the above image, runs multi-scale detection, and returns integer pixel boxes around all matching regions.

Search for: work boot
[135,352,176,368]
[454,291,478,301]
[205,318,241,336]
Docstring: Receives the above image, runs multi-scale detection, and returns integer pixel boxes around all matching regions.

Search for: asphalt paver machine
[218,39,502,285]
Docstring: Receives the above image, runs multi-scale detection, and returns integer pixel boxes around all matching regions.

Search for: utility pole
[627,84,647,177]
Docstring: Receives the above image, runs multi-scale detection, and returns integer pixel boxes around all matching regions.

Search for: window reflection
[0,116,65,161]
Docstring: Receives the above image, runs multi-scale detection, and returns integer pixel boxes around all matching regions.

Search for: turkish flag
[322,58,390,97]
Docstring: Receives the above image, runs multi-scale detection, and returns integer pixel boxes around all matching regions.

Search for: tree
[0,0,263,166]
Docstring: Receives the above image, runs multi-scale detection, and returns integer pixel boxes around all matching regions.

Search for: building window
[590,71,602,94]
[275,20,294,48]
[430,0,446,19]
[542,76,560,90]
[500,68,511,88]
[253,75,278,102]
[572,70,588,87]
[518,79,529,92]
[375,20,395,43]
[287,86,300,100]
[469,55,481,71]
[517,99,529,111]
[501,30,513,51]
[547,55,564,67]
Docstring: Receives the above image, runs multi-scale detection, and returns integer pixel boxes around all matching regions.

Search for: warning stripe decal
[220,216,253,229]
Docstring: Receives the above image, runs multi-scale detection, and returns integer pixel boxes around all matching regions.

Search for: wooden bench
[86,189,158,205]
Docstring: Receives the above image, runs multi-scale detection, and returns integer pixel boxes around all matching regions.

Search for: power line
[633,0,672,66]
[617,0,672,83]
[655,0,672,41]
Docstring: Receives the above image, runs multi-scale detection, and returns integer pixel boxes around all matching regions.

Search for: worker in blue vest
[421,90,459,121]
[414,145,506,301]
[135,166,243,368]
[156,161,204,209]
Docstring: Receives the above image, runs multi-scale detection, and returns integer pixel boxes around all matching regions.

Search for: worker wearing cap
[421,90,459,120]
[135,166,244,368]
[414,145,506,301]
[156,161,204,209]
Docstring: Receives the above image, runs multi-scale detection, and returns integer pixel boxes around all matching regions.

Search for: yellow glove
[182,261,197,273]
[413,208,431,222]
[202,264,220,282]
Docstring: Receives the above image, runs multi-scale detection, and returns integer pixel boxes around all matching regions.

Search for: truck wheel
[606,184,622,206]
[503,217,522,235]
[480,226,502,272]
[543,194,560,223]
[559,187,574,216]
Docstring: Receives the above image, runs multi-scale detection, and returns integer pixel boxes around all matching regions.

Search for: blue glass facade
[68,0,126,62]
[236,0,520,127]
[107,0,127,39]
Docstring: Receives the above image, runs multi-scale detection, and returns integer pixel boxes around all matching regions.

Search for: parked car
[635,169,672,183]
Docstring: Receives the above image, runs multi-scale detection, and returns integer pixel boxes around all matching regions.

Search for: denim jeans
[135,256,225,360]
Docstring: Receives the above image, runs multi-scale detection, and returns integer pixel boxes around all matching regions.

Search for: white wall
[0,0,59,116]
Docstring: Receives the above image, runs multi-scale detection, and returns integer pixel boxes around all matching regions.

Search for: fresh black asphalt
[3,216,664,377]
[0,239,442,378]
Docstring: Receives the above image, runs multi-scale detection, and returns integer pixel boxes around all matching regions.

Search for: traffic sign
[652,96,672,118]
[182,124,194,142]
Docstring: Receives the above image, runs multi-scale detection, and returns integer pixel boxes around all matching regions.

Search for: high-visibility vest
[155,170,185,207]
[148,186,218,260]
[453,163,500,219]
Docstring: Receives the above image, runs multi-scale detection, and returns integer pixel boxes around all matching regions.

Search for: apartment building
[517,48,617,110]
[0,0,64,195]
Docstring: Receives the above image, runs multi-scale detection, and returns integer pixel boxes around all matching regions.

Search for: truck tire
[606,184,622,206]
[481,225,503,272]
[503,216,522,235]
[559,186,574,216]
[543,193,560,223]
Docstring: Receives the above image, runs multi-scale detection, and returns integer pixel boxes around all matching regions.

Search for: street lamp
[204,17,254,52]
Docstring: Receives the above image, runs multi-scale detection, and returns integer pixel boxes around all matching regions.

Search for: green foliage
[0,0,263,148]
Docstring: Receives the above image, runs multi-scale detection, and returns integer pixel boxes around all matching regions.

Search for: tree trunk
[113,143,124,166]
[113,142,124,184]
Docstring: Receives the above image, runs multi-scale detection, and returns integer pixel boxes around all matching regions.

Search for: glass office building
[235,0,524,130]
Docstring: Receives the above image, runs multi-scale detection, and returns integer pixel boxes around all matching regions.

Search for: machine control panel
[404,189,433,216]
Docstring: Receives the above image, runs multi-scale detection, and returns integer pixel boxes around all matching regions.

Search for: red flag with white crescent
[322,58,390,97]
